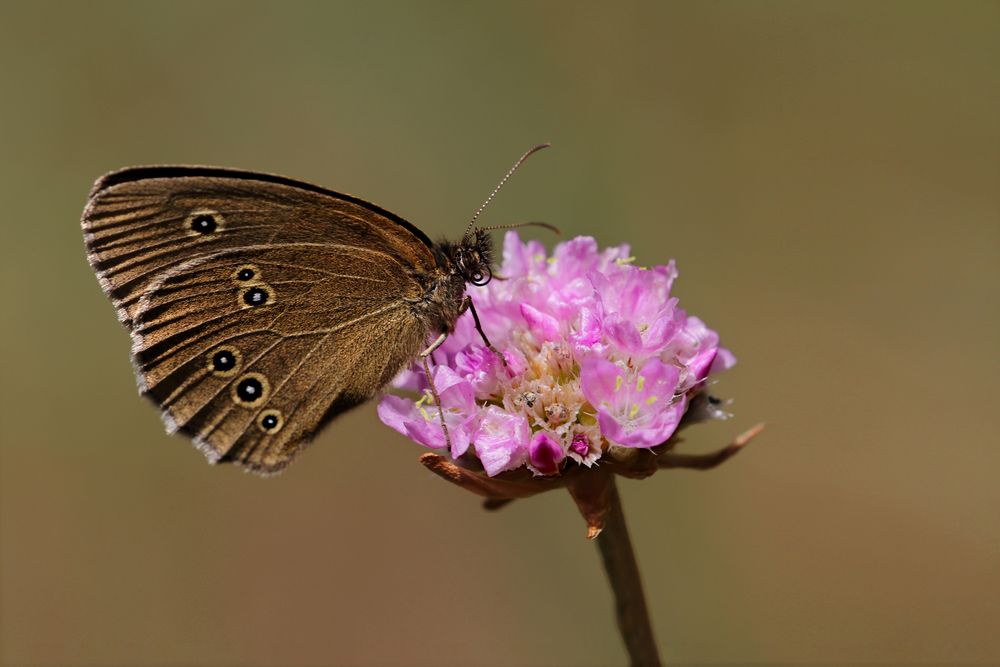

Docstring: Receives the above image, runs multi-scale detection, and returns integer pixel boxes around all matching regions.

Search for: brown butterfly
[82,144,551,474]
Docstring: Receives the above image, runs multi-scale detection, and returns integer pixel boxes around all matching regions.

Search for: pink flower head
[379,232,735,476]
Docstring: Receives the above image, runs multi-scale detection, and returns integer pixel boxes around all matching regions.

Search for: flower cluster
[378,232,735,477]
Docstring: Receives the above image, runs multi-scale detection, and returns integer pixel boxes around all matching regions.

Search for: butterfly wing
[83,167,443,473]
[83,166,438,326]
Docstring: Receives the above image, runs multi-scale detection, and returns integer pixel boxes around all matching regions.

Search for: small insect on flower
[378,232,745,480]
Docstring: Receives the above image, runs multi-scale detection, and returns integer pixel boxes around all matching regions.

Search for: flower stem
[595,478,662,666]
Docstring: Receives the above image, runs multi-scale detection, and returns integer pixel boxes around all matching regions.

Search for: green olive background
[1,2,997,665]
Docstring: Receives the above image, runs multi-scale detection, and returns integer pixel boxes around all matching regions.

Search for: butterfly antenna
[464,143,551,239]
[475,220,561,236]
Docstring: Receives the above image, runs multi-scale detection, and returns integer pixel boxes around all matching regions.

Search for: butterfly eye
[231,373,270,407]
[470,267,492,286]
[257,409,284,434]
[185,209,223,235]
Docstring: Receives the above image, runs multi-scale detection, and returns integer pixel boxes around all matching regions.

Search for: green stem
[596,478,662,666]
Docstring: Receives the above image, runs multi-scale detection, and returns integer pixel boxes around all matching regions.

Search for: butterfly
[82,144,550,474]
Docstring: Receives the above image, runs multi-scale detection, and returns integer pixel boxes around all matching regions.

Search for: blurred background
[1,2,997,665]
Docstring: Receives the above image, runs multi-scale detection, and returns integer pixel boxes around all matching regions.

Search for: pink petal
[604,316,643,353]
[377,395,447,450]
[503,347,529,376]
[520,303,561,342]
[689,347,719,382]
[597,397,686,448]
[579,357,623,408]
[635,358,681,403]
[377,395,421,438]
[529,431,564,476]
[710,347,737,373]
[570,306,603,351]
[474,406,530,476]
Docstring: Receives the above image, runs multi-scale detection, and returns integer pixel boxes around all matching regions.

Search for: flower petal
[529,431,565,476]
[579,357,623,409]
[474,406,530,476]
[520,303,562,342]
[377,395,447,450]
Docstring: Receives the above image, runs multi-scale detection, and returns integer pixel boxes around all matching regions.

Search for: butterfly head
[448,143,549,288]
[446,229,494,287]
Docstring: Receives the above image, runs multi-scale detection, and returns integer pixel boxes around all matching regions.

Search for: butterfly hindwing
[131,246,429,472]
[206,308,424,472]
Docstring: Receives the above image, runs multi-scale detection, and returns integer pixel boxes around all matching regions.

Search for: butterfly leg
[420,332,448,358]
[461,297,506,365]
[420,334,453,454]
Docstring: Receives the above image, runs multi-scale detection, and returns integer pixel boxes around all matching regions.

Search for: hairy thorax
[416,229,495,335]
[414,271,468,335]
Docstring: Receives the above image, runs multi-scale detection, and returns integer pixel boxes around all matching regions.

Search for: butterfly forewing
[83,167,438,326]
[83,168,444,472]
